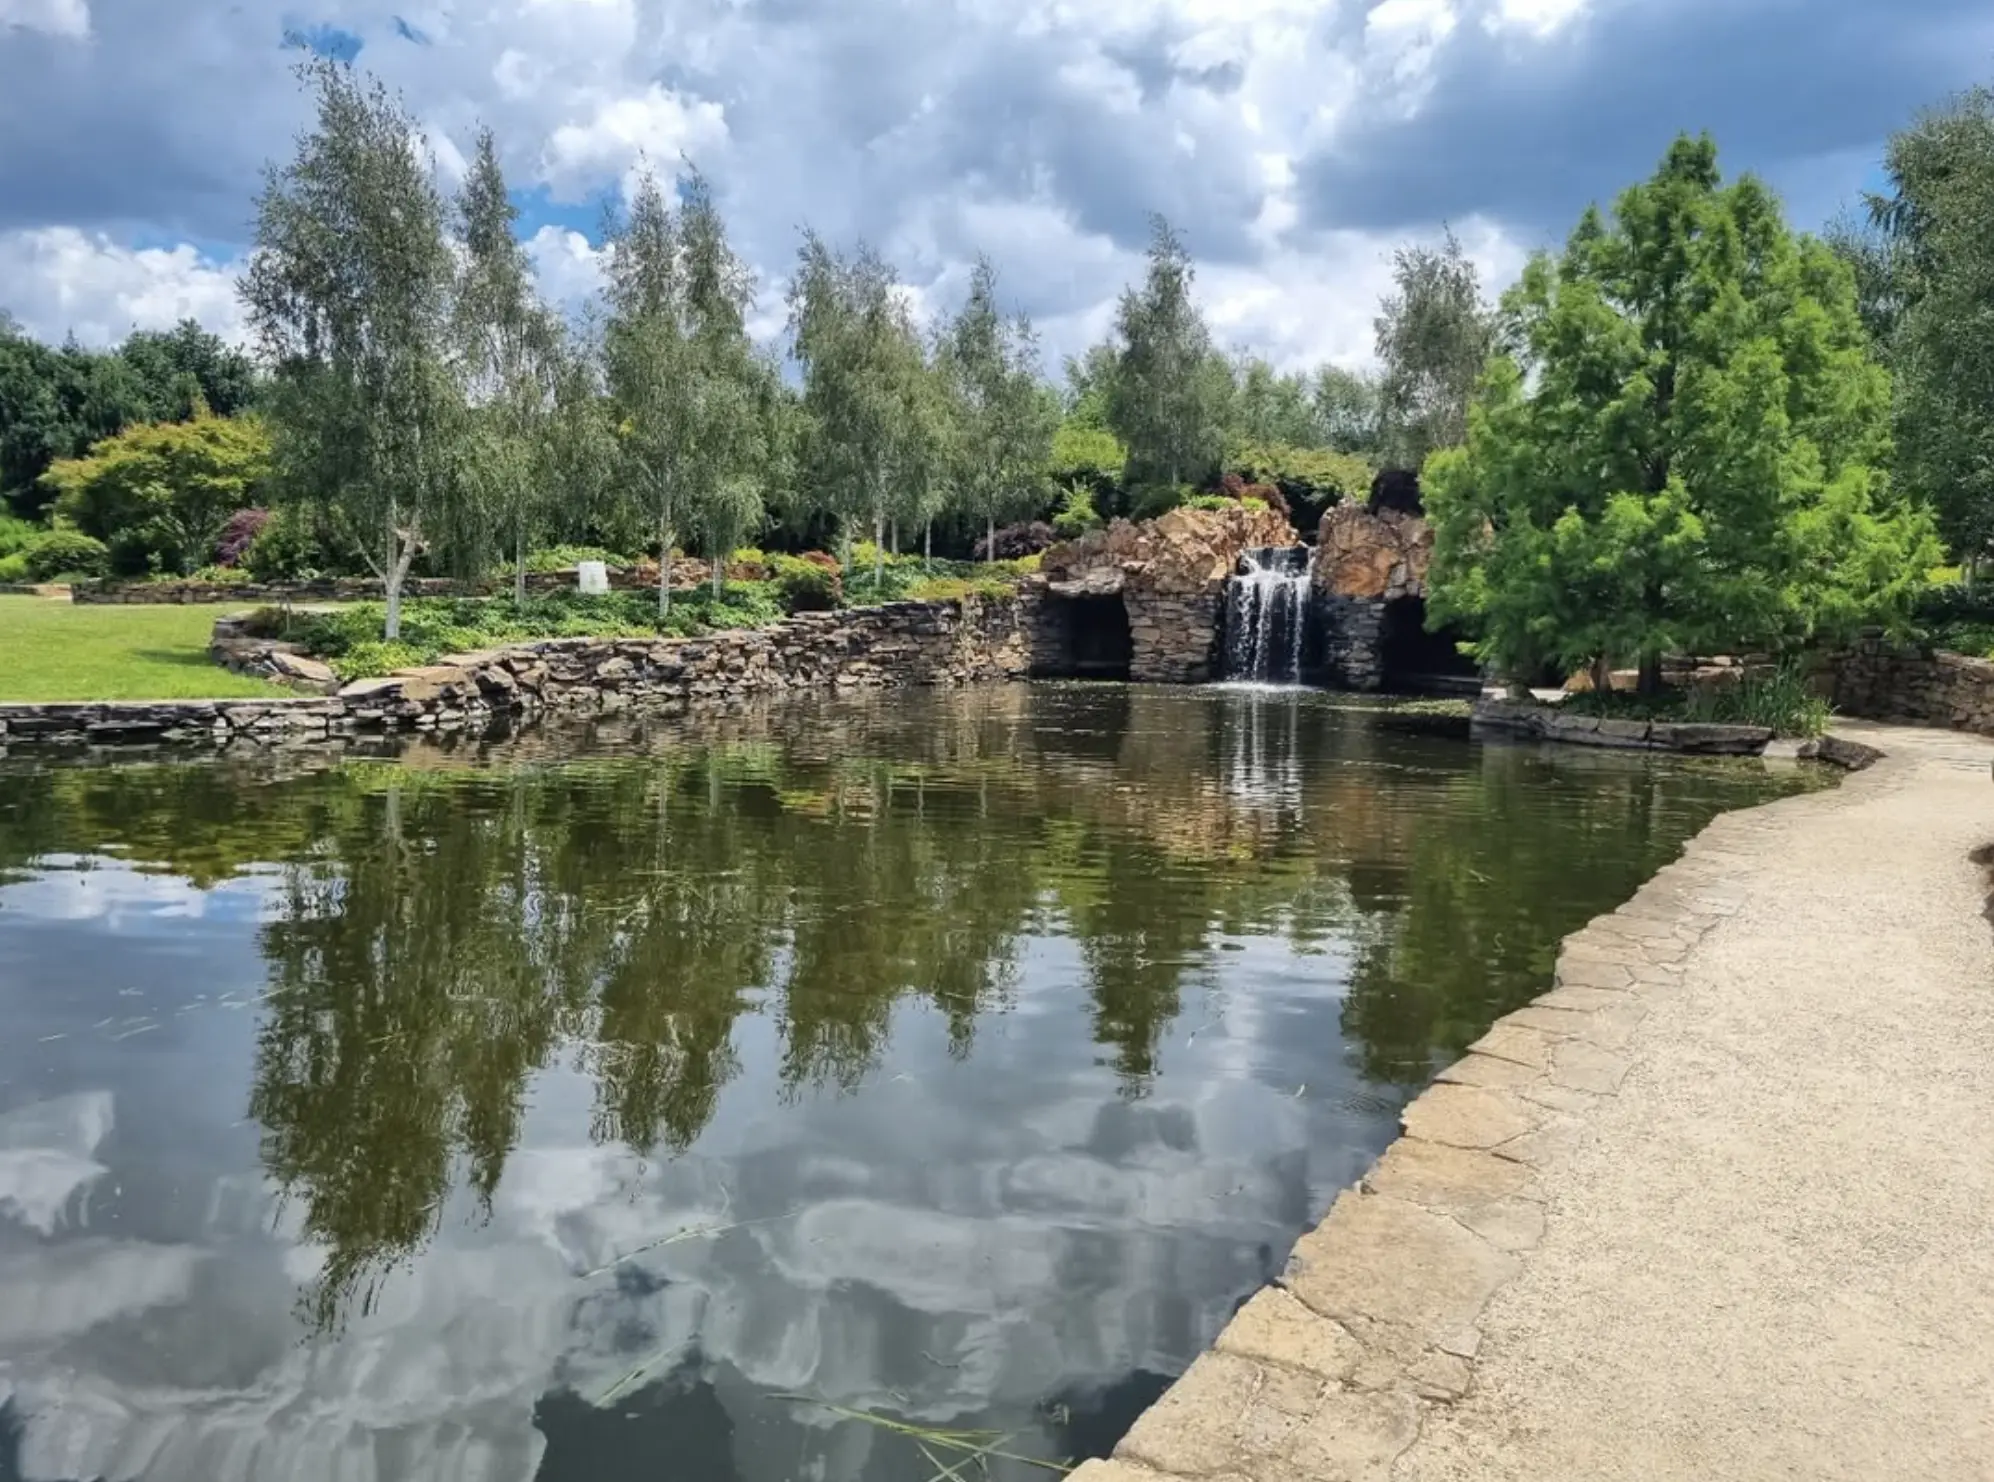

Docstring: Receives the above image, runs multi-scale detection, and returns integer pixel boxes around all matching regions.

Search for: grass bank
[0,595,285,702]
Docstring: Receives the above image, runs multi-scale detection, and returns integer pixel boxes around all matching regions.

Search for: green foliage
[0,514,39,559]
[1105,217,1227,489]
[939,257,1057,558]
[1051,489,1103,540]
[505,544,633,574]
[1565,665,1831,740]
[298,585,790,675]
[787,232,949,581]
[1374,230,1496,469]
[1181,494,1239,512]
[242,504,337,581]
[188,563,254,585]
[1128,481,1199,520]
[1683,666,1832,738]
[902,573,1016,602]
[1425,136,1939,690]
[42,411,273,575]
[1866,84,1994,560]
[770,555,839,613]
[23,529,110,581]
[1227,442,1373,515]
[244,56,471,640]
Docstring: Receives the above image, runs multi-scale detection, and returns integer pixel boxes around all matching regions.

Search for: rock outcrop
[1311,503,1438,690]
[1038,504,1297,682]
[1314,503,1433,603]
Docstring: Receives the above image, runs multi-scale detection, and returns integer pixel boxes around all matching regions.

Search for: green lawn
[0,595,289,702]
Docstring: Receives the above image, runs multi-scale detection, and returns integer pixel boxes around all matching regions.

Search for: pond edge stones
[1067,738,1888,1482]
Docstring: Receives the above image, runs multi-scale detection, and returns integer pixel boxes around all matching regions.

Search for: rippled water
[0,685,1828,1482]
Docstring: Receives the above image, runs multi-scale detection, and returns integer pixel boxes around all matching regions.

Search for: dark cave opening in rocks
[1379,596,1480,693]
[1042,593,1134,680]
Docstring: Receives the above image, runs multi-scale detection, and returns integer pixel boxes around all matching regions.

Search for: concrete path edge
[1068,729,1894,1482]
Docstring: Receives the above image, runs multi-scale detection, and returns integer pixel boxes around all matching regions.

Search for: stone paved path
[1074,722,1994,1482]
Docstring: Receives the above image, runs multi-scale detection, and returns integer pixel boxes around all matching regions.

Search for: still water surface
[0,685,1827,1482]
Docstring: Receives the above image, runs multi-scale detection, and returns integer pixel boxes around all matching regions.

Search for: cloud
[0,0,1987,368]
[1298,0,1994,239]
[0,0,88,39]
[0,228,245,348]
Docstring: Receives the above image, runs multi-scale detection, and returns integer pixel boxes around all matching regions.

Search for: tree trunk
[515,522,527,611]
[657,508,673,620]
[712,553,724,598]
[1638,651,1664,698]
[384,531,419,644]
[924,520,933,570]
[873,506,885,587]
[891,520,900,557]
[986,512,995,564]
[1590,654,1612,696]
[382,510,400,642]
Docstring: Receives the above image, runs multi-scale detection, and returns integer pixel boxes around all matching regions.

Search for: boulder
[1315,503,1433,601]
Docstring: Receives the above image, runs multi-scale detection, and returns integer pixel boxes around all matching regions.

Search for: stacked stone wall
[0,594,1035,750]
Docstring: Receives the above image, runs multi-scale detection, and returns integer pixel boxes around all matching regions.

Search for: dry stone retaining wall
[0,595,1033,750]
[1827,635,1994,735]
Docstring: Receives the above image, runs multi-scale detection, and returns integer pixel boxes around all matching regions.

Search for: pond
[0,685,1829,1482]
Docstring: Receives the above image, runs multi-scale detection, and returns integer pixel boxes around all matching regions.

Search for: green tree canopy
[1862,84,1994,561]
[1424,135,1937,690]
[1374,229,1495,470]
[1106,215,1227,495]
[940,256,1057,559]
[452,127,571,604]
[43,410,273,575]
[786,232,943,578]
[242,56,473,640]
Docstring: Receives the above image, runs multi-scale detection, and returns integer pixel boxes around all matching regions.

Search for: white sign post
[576,560,609,596]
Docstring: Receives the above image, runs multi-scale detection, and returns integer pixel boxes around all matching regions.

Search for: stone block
[1285,1190,1521,1346]
[1215,1287,1363,1382]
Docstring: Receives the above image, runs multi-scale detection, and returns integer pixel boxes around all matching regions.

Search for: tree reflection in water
[0,686,1827,1340]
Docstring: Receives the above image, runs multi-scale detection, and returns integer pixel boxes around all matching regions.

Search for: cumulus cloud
[0,0,88,39]
[0,0,1986,367]
[0,228,245,347]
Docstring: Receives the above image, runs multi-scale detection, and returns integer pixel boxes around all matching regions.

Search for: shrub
[1227,443,1373,525]
[1051,492,1103,541]
[771,556,840,613]
[509,544,632,574]
[1682,663,1831,739]
[973,521,1055,561]
[189,564,254,585]
[242,506,334,582]
[25,529,109,581]
[905,574,1017,602]
[0,553,29,583]
[1182,494,1234,513]
[215,508,270,568]
[0,515,40,560]
[332,641,429,682]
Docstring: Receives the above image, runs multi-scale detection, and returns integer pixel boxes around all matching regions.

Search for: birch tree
[453,127,569,607]
[602,170,694,616]
[677,170,780,594]
[243,56,470,641]
[787,234,938,583]
[940,257,1056,560]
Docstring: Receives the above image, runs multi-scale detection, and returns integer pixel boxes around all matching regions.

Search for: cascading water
[1221,545,1314,684]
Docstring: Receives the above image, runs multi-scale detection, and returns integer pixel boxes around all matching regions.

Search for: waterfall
[1222,546,1313,684]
